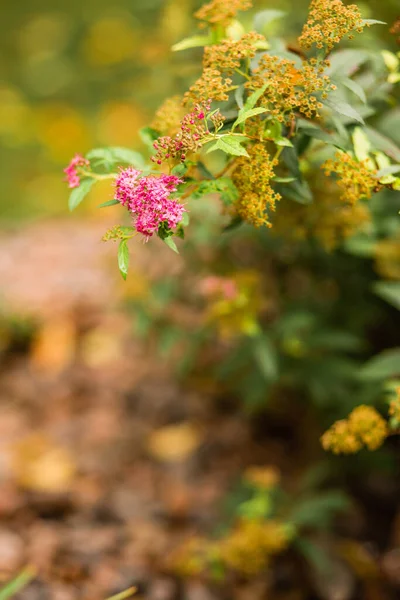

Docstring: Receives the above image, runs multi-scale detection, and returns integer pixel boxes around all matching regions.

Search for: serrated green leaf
[98,199,120,208]
[68,178,95,211]
[233,106,268,129]
[244,84,268,111]
[163,236,179,253]
[109,147,145,167]
[358,348,400,380]
[207,135,249,157]
[118,239,129,280]
[172,34,210,52]
[324,98,365,124]
[340,77,367,104]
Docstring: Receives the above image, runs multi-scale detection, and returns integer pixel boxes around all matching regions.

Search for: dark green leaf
[324,98,365,124]
[358,348,400,380]
[373,282,400,311]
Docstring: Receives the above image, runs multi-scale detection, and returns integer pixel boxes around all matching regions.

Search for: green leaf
[362,19,386,26]
[324,98,365,124]
[172,34,210,52]
[108,147,145,167]
[244,84,269,111]
[163,236,179,253]
[253,9,286,32]
[340,77,367,104]
[327,49,370,77]
[98,199,120,208]
[139,126,160,150]
[359,348,400,380]
[232,106,268,129]
[86,147,144,169]
[118,239,129,280]
[181,211,190,226]
[373,282,400,311]
[207,135,249,157]
[365,127,400,162]
[297,123,347,150]
[171,163,188,177]
[290,491,350,528]
[275,137,293,147]
[376,165,400,177]
[68,178,95,211]
[0,568,36,600]
[192,178,238,204]
[252,335,278,381]
[352,127,371,162]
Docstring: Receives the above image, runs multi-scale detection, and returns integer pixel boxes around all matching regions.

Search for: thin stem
[80,169,117,181]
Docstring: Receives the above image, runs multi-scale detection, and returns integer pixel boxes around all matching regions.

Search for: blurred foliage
[1,0,399,220]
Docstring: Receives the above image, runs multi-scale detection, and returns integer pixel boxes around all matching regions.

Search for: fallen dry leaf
[11,434,76,493]
[147,423,202,463]
[31,316,76,374]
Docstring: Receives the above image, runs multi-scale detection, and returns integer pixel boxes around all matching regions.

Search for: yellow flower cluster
[151,95,184,136]
[195,0,252,29]
[374,236,400,280]
[248,56,332,122]
[321,405,388,454]
[271,179,371,251]
[244,465,280,490]
[323,152,379,205]
[299,0,365,52]
[185,32,266,103]
[221,519,292,575]
[232,143,281,228]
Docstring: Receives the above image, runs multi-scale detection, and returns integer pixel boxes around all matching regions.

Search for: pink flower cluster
[152,100,212,165]
[115,168,185,238]
[64,154,90,188]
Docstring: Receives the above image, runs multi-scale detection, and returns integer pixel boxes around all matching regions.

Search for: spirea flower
[299,0,365,52]
[64,154,90,188]
[323,152,379,204]
[114,168,185,238]
[195,0,252,29]
[322,405,388,454]
[152,100,214,164]
[232,143,281,228]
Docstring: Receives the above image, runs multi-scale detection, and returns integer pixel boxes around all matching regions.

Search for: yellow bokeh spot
[83,16,138,66]
[35,103,90,162]
[97,101,146,146]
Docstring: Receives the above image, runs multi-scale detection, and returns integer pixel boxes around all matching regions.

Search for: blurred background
[0,0,400,598]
